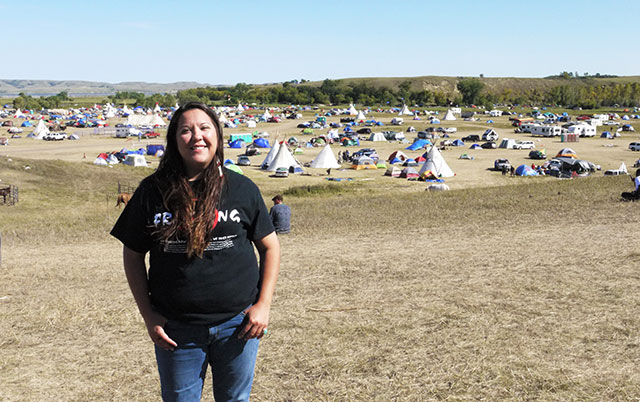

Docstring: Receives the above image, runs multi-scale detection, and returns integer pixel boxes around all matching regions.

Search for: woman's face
[176,108,218,180]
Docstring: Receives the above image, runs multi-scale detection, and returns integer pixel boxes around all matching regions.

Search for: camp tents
[123,154,148,167]
[384,166,402,177]
[515,165,539,176]
[556,147,577,158]
[310,145,341,169]
[266,143,302,172]
[399,104,412,116]
[400,167,420,179]
[368,132,386,142]
[443,109,456,121]
[418,146,455,178]
[351,156,377,170]
[32,120,50,139]
[387,150,409,163]
[260,140,281,169]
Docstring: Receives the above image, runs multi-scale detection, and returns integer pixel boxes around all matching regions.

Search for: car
[629,142,640,151]
[274,167,289,177]
[237,156,251,166]
[444,127,457,133]
[267,117,281,123]
[481,141,497,149]
[494,158,511,171]
[356,128,372,135]
[604,121,620,126]
[482,130,499,141]
[529,150,546,160]
[515,140,535,150]
[462,134,480,142]
[141,131,160,139]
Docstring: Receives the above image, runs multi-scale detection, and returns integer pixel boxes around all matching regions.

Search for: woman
[111,101,280,401]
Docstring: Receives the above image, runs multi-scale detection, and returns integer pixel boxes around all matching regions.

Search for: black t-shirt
[110,168,274,326]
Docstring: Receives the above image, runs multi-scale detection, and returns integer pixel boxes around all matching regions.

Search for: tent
[253,138,270,148]
[310,145,341,169]
[385,166,402,177]
[600,131,613,139]
[146,144,165,156]
[123,154,148,167]
[368,132,386,141]
[418,146,455,178]
[405,139,431,151]
[400,167,420,179]
[351,156,377,170]
[348,104,357,115]
[93,157,108,166]
[260,140,281,169]
[266,143,302,172]
[399,104,412,116]
[247,120,257,128]
[21,121,33,127]
[443,109,456,121]
[387,150,409,163]
[498,138,518,149]
[515,164,539,176]
[356,110,366,120]
[229,139,246,148]
[451,139,464,146]
[32,119,50,139]
[470,143,481,149]
[556,147,577,158]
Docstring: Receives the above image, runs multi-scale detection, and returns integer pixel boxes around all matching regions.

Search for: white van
[530,125,562,137]
[629,142,640,151]
[515,140,535,150]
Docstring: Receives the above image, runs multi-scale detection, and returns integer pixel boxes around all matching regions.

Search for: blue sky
[3,0,639,85]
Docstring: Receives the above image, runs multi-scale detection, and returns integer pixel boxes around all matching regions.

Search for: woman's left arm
[238,231,281,340]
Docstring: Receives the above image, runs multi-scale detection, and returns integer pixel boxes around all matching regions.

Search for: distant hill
[0,80,213,97]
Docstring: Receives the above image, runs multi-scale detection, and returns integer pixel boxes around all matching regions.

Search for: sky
[3,0,639,85]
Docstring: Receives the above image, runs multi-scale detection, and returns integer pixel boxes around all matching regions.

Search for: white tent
[368,132,386,141]
[122,105,132,115]
[399,104,412,116]
[123,154,148,167]
[218,113,228,124]
[443,109,457,121]
[247,120,257,128]
[348,104,357,115]
[356,110,366,120]
[310,145,341,169]
[32,119,50,139]
[237,103,245,113]
[153,103,161,113]
[262,109,272,120]
[260,140,281,169]
[13,109,25,118]
[419,146,455,178]
[267,144,301,172]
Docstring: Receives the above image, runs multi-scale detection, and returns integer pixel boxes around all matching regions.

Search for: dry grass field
[1,109,640,401]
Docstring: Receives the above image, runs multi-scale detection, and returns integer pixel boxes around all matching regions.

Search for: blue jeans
[155,311,259,402]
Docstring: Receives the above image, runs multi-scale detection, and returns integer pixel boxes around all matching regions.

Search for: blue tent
[601,131,613,139]
[21,121,32,127]
[452,139,464,146]
[229,139,245,148]
[487,120,494,123]
[224,158,235,165]
[515,165,539,176]
[405,139,430,151]
[253,138,270,148]
[430,119,440,124]
[470,143,481,149]
[147,145,165,155]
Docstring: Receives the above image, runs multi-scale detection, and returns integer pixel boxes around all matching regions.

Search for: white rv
[567,124,596,137]
[519,123,541,133]
[530,125,562,137]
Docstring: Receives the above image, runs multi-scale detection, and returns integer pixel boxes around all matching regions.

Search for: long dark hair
[153,101,225,257]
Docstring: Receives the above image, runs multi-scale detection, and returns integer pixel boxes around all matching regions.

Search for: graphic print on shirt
[153,208,242,254]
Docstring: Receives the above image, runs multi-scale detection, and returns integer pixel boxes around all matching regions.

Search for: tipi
[310,145,341,169]
[419,146,455,178]
[443,109,457,121]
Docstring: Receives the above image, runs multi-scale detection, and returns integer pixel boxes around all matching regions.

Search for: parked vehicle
[629,142,640,151]
[482,129,499,141]
[237,156,251,166]
[494,158,510,171]
[515,140,535,150]
[481,141,497,149]
[274,167,289,177]
[462,134,480,142]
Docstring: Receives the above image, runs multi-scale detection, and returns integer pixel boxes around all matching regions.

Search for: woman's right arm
[123,246,177,351]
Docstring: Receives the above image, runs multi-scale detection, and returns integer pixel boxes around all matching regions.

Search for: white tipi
[310,145,341,169]
[260,140,281,170]
[32,119,50,139]
[348,104,357,115]
[443,109,457,121]
[267,143,301,172]
[419,146,455,177]
[399,104,412,116]
[356,110,366,120]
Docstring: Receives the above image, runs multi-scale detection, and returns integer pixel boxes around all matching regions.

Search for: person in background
[111,102,280,401]
[621,168,640,201]
[270,194,291,234]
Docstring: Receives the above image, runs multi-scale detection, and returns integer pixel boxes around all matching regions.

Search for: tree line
[9,78,640,111]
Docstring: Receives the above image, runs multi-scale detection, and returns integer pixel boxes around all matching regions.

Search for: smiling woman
[110,101,281,401]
